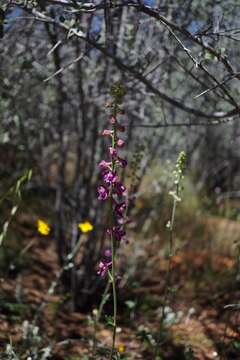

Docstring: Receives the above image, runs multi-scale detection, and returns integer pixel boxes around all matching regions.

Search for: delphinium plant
[96,83,128,359]
[155,151,186,358]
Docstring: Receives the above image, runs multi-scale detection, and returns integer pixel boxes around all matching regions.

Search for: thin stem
[155,168,182,358]
[154,203,176,358]
[109,103,118,359]
[93,280,111,358]
[169,183,179,255]
[110,230,117,359]
[98,281,111,323]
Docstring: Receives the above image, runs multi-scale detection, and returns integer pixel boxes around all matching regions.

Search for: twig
[13,4,240,120]
[194,72,240,99]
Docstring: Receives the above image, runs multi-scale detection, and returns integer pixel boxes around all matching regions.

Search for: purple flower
[102,170,117,185]
[97,185,109,201]
[106,226,126,241]
[102,129,113,136]
[110,116,116,124]
[106,228,112,236]
[117,139,125,148]
[118,216,131,225]
[109,117,125,132]
[97,260,112,277]
[98,160,111,171]
[104,249,112,257]
[109,147,118,158]
[113,226,126,241]
[117,157,127,168]
[115,201,127,216]
[114,182,126,196]
[117,124,125,132]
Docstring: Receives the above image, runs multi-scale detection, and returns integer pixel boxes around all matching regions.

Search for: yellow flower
[37,219,50,236]
[78,221,93,233]
[118,344,125,353]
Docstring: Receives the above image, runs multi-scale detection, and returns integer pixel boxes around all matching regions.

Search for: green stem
[93,280,111,358]
[154,181,180,358]
[109,230,117,359]
[169,183,179,255]
[109,103,118,359]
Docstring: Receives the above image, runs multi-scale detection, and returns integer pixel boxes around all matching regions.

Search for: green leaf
[105,315,114,327]
[125,300,136,309]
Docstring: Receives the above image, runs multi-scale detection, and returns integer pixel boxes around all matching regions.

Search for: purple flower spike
[97,185,109,201]
[103,170,117,185]
[97,97,129,282]
[97,260,112,277]
[117,157,127,168]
